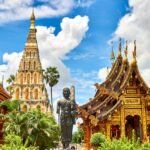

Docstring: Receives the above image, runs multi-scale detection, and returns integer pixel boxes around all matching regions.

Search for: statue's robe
[57,99,76,143]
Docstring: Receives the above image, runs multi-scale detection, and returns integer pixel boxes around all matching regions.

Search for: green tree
[3,109,60,150]
[141,143,150,150]
[0,99,21,112]
[43,67,60,111]
[6,74,15,94]
[72,128,84,144]
[1,134,38,150]
[90,133,106,148]
[100,137,141,150]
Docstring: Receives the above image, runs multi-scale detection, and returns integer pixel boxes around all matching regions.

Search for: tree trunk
[50,86,53,112]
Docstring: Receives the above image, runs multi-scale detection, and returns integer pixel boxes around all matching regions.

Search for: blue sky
[2,0,149,106]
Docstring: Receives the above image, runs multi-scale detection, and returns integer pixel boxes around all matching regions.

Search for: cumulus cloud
[36,15,89,60]
[75,0,95,7]
[0,0,74,24]
[0,15,89,101]
[98,67,109,82]
[0,0,95,24]
[109,0,150,85]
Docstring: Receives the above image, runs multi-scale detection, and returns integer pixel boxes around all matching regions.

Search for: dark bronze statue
[57,87,77,149]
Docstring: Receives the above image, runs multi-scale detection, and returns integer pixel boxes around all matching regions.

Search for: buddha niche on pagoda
[78,39,150,150]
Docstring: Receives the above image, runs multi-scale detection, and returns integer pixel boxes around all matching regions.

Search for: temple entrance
[111,125,120,139]
[125,115,142,140]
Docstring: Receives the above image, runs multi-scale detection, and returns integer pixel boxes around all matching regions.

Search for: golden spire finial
[107,67,109,76]
[110,41,115,61]
[131,40,137,66]
[30,8,35,29]
[123,40,128,62]
[118,38,122,58]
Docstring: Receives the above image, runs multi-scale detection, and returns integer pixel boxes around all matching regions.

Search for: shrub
[3,109,60,150]
[100,137,141,150]
[72,128,84,144]
[141,143,150,150]
[90,133,106,147]
[1,134,38,150]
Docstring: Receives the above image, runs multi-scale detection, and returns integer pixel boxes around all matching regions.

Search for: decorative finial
[107,67,109,76]
[30,8,35,29]
[118,38,122,58]
[123,40,128,62]
[133,40,136,57]
[110,41,115,63]
[131,40,137,66]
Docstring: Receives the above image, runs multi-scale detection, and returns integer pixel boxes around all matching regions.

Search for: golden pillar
[106,122,111,139]
[121,105,125,137]
[141,98,147,141]
[83,122,91,150]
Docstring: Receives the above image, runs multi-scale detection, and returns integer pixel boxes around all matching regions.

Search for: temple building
[0,84,11,144]
[78,40,150,150]
[11,10,50,113]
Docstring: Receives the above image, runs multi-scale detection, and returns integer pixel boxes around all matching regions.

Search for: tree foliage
[6,74,15,94]
[43,67,60,87]
[100,138,141,150]
[43,67,60,110]
[1,134,38,150]
[72,128,84,144]
[3,109,60,150]
[0,99,21,111]
[90,132,106,147]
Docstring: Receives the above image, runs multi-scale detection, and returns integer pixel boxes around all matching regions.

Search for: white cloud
[36,15,89,60]
[0,52,22,86]
[98,67,108,82]
[75,0,95,7]
[0,0,95,24]
[0,15,89,103]
[112,0,150,86]
[0,0,74,24]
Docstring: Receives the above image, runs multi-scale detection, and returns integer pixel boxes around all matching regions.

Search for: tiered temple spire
[11,10,50,113]
[30,8,35,29]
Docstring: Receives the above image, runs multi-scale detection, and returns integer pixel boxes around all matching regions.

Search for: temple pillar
[106,122,111,139]
[121,105,125,137]
[141,97,147,142]
[83,121,91,150]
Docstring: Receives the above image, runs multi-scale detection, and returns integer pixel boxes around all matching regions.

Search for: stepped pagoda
[78,40,150,149]
[11,10,50,113]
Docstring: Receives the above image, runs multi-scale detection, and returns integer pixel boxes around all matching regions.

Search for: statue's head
[63,88,70,99]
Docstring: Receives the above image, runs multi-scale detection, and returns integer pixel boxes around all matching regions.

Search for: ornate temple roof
[79,40,150,125]
[0,84,11,101]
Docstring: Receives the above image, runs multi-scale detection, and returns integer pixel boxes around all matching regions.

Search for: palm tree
[43,67,60,111]
[6,74,15,94]
[6,74,15,84]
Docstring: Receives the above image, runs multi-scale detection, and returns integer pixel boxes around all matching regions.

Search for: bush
[1,134,38,150]
[3,109,60,150]
[90,133,106,147]
[101,137,141,150]
[141,143,150,150]
[72,128,84,144]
